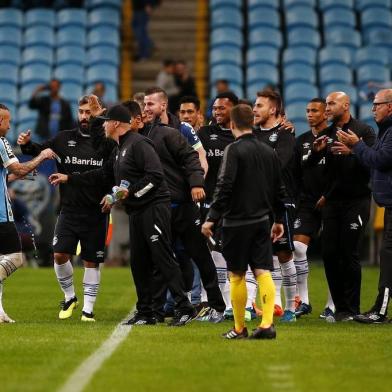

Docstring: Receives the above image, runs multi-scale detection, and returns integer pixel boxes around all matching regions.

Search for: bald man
[309,91,376,322]
[337,89,392,323]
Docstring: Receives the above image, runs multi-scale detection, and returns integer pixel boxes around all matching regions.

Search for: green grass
[1,265,391,392]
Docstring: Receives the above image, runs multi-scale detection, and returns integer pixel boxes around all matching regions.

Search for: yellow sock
[256,272,276,328]
[230,274,247,332]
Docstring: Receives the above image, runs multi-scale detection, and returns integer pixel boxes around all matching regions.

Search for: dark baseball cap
[98,104,131,123]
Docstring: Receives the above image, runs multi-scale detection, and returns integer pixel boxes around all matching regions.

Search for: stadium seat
[0,8,23,28]
[285,6,318,30]
[86,64,118,86]
[287,27,320,49]
[87,45,119,66]
[210,47,242,67]
[210,27,243,48]
[248,0,277,10]
[24,26,55,48]
[20,64,51,86]
[88,8,121,29]
[355,47,389,68]
[60,82,84,102]
[365,27,392,49]
[210,0,241,9]
[25,9,56,28]
[356,0,391,11]
[0,45,21,66]
[282,46,317,67]
[57,26,86,47]
[22,46,54,66]
[0,27,22,47]
[17,105,38,123]
[211,64,243,85]
[246,82,272,99]
[0,64,18,85]
[361,8,392,30]
[54,64,85,85]
[285,102,308,121]
[57,9,87,28]
[248,7,280,30]
[319,64,353,86]
[247,46,279,67]
[292,120,309,136]
[87,27,120,48]
[325,28,361,54]
[211,7,243,29]
[85,0,122,10]
[19,84,42,105]
[322,83,358,105]
[86,83,118,103]
[284,83,319,105]
[319,0,354,11]
[318,46,352,67]
[56,45,86,66]
[323,8,356,30]
[359,102,373,120]
[247,63,278,85]
[249,27,282,49]
[283,63,316,85]
[357,64,390,86]
[283,0,316,9]
[16,120,37,135]
[0,84,18,106]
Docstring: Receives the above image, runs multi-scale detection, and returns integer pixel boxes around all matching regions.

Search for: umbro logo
[210,134,218,141]
[350,223,359,230]
[68,140,77,147]
[195,219,201,226]
[294,218,301,229]
[150,234,159,242]
[303,142,310,149]
[96,251,104,258]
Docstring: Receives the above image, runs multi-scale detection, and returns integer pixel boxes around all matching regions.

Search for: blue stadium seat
[319,46,352,67]
[60,82,83,102]
[0,64,18,85]
[248,7,280,30]
[359,102,373,120]
[88,8,121,29]
[249,27,282,49]
[0,45,21,66]
[0,84,18,106]
[0,27,22,47]
[211,7,243,29]
[323,8,356,30]
[88,26,120,48]
[283,63,316,85]
[211,64,243,85]
[287,27,320,49]
[285,102,308,121]
[86,64,118,86]
[319,64,353,86]
[210,47,242,67]
[247,46,279,67]
[247,63,278,85]
[16,120,37,136]
[86,83,118,103]
[24,26,55,48]
[57,26,86,47]
[20,64,51,86]
[321,83,358,105]
[0,8,23,28]
[22,46,54,66]
[17,105,38,123]
[210,0,241,9]
[319,0,354,11]
[292,120,310,136]
[365,27,392,49]
[355,47,389,68]
[25,9,56,28]
[284,83,319,105]
[283,0,316,8]
[19,84,42,105]
[87,45,119,66]
[248,0,277,10]
[286,6,318,30]
[86,0,122,9]
[357,64,390,86]
[211,27,243,48]
[325,28,361,54]
[356,0,391,11]
[246,82,273,100]
[361,8,392,30]
[282,46,317,67]
[56,45,86,66]
[57,9,87,28]
[54,64,85,85]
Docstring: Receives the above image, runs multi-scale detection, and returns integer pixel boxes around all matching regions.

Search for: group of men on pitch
[1,85,392,340]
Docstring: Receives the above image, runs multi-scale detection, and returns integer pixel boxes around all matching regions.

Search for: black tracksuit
[141,121,226,315]
[69,131,193,316]
[308,117,376,316]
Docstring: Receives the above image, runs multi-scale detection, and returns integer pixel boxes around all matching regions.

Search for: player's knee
[54,253,70,264]
[293,241,308,260]
[0,252,24,281]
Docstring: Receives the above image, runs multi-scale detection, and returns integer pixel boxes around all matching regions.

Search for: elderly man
[337,89,392,323]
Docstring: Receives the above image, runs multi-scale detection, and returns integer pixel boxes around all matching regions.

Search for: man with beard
[17,95,115,322]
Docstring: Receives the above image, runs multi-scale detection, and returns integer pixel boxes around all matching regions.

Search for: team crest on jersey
[210,134,218,141]
[53,235,58,246]
[294,218,301,229]
[302,142,310,149]
[269,133,278,142]
[68,140,77,147]
[350,223,359,230]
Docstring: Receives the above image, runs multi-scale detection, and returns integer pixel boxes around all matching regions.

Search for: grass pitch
[1,265,391,392]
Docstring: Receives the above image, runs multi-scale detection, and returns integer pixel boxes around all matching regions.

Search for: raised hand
[17,130,31,145]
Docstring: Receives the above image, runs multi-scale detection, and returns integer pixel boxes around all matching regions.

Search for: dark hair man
[18,95,116,322]
[0,104,55,323]
[202,104,286,339]
[179,96,203,131]
[337,89,392,324]
[309,91,376,322]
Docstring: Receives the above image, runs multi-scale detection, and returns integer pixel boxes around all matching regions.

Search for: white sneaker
[0,312,15,323]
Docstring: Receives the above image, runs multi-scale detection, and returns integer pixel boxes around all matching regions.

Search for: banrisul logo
[64,156,103,166]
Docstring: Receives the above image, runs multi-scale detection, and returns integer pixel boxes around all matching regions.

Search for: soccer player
[293,98,335,318]
[202,104,286,339]
[0,103,55,323]
[18,95,115,322]
[179,95,204,132]
[253,89,297,322]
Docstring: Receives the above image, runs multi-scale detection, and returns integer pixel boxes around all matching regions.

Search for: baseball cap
[98,104,131,123]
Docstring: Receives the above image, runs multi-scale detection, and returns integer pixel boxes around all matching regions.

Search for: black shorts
[272,204,295,254]
[0,222,21,254]
[293,201,322,238]
[222,220,273,272]
[53,212,108,263]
